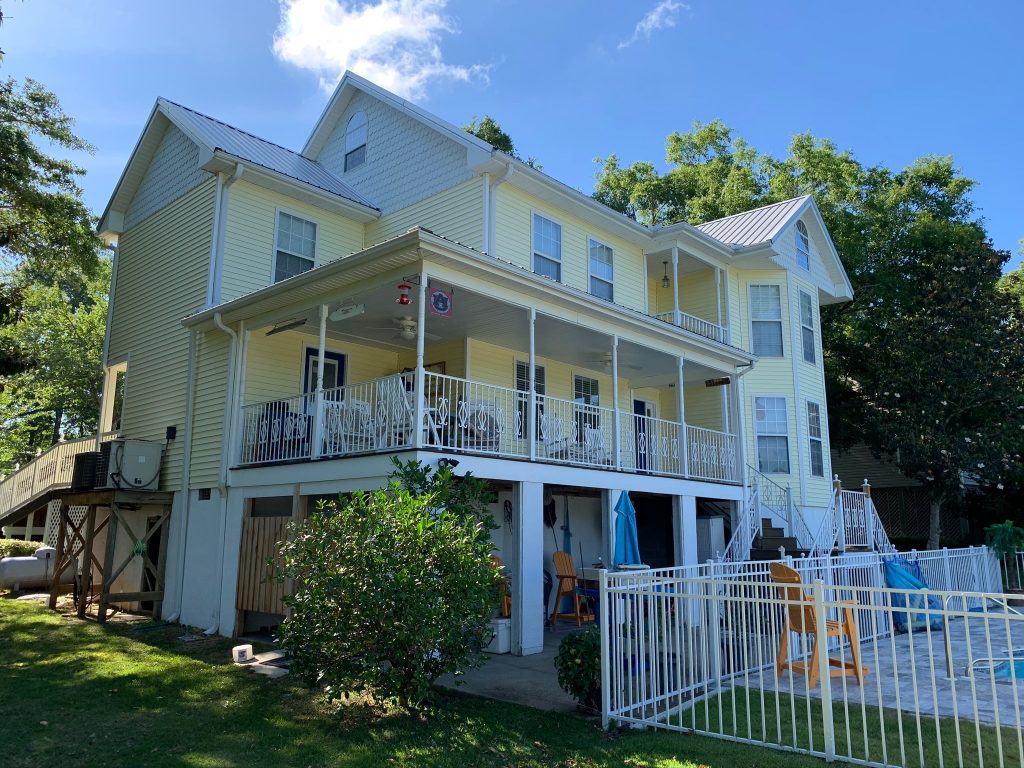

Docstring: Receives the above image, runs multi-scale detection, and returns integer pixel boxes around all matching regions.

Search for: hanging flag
[428,288,453,317]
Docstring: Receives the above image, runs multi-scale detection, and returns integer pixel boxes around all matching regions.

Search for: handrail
[721,484,759,562]
[0,434,106,519]
[652,310,729,345]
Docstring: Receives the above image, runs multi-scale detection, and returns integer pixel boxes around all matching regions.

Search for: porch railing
[238,370,740,483]
[652,310,730,345]
[0,435,111,519]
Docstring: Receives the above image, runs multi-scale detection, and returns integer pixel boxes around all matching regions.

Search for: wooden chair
[550,551,593,626]
[769,562,868,687]
[490,555,511,618]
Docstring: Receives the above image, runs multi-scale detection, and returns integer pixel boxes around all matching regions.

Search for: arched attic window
[796,220,810,270]
[344,111,368,171]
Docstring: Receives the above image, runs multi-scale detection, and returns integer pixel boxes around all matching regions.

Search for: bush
[985,520,1024,557]
[0,539,42,559]
[554,625,601,713]
[277,459,502,709]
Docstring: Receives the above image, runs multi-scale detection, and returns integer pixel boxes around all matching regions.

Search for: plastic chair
[490,555,511,618]
[550,551,593,626]
[769,562,868,687]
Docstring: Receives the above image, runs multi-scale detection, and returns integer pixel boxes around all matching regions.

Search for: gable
[311,88,475,214]
[772,208,852,304]
[124,122,206,229]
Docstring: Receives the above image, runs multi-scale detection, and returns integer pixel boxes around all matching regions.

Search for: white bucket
[232,644,255,664]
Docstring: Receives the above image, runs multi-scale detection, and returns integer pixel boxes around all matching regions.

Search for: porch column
[228,321,249,467]
[671,246,681,326]
[512,480,544,656]
[676,356,688,477]
[611,335,620,469]
[528,308,537,460]
[715,267,722,326]
[673,495,698,567]
[734,370,749,486]
[311,305,327,459]
[721,268,732,344]
[413,271,427,449]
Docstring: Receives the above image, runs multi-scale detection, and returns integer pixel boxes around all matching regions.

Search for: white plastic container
[0,547,70,590]
[232,644,255,664]
[485,618,511,654]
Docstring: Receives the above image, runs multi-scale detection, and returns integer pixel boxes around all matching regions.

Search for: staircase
[749,516,805,560]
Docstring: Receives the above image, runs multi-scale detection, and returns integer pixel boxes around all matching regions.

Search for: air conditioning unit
[71,451,100,492]
[697,516,725,563]
[96,439,164,491]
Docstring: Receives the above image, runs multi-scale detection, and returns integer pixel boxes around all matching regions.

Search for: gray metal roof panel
[159,98,378,210]
[696,196,808,246]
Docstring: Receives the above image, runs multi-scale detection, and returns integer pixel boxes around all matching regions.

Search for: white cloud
[272,0,487,99]
[618,0,688,49]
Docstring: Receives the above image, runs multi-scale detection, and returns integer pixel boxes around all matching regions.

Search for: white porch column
[311,305,327,458]
[676,355,688,477]
[413,271,428,448]
[528,308,537,461]
[512,480,544,656]
[611,335,620,469]
[671,246,681,326]
[674,495,698,567]
[735,370,749,487]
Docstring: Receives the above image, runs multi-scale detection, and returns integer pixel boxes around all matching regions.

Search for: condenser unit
[96,439,163,491]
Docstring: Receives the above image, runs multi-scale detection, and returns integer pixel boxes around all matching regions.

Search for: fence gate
[235,513,290,620]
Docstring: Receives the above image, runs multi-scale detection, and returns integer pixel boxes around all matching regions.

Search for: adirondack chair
[550,551,593,626]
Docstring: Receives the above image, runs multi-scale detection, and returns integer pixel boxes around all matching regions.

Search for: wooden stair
[750,517,808,560]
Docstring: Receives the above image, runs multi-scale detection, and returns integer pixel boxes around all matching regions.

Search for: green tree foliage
[277,459,503,709]
[0,257,109,473]
[464,115,541,169]
[593,124,1024,546]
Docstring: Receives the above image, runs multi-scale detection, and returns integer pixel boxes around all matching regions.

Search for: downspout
[480,173,490,254]
[206,312,238,635]
[95,243,119,451]
[487,164,514,259]
[204,173,225,307]
[166,328,197,623]
[210,164,244,306]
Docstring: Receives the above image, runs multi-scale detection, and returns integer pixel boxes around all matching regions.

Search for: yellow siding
[684,384,724,431]
[107,180,216,490]
[647,268,720,323]
[190,331,230,487]
[366,176,484,250]
[493,185,646,312]
[397,339,467,378]
[792,273,832,506]
[221,180,365,301]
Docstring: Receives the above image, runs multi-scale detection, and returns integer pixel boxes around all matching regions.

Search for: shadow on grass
[2,601,831,768]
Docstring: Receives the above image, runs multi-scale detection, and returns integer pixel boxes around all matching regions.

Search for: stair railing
[746,464,817,550]
[721,483,760,563]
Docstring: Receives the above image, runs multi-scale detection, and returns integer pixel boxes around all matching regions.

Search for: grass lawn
[0,599,835,768]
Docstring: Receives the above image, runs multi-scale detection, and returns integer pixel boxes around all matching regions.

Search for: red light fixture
[395,283,412,306]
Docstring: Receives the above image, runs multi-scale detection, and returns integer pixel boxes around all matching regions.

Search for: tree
[464,115,542,169]
[0,257,109,473]
[592,123,1024,547]
[277,459,502,709]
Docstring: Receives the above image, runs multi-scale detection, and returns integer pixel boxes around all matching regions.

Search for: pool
[971,648,1024,681]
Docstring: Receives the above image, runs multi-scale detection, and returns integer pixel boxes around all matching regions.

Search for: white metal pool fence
[599,546,1023,767]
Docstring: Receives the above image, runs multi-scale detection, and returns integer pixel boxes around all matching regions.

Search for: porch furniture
[249,400,311,462]
[490,554,512,618]
[540,413,609,466]
[550,551,593,627]
[769,562,868,687]
[459,400,503,451]
[322,398,377,454]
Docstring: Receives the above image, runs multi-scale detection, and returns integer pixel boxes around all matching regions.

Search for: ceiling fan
[367,315,441,342]
[585,352,643,373]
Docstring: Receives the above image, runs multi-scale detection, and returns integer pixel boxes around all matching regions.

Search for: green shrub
[985,520,1024,557]
[277,459,501,709]
[554,625,601,712]
[0,539,42,559]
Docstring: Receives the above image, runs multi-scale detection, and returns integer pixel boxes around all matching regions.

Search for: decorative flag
[428,288,453,317]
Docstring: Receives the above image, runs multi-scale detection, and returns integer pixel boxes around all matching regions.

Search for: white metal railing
[536,394,613,469]
[619,412,682,476]
[686,425,738,483]
[240,391,317,465]
[600,546,1022,767]
[807,488,841,558]
[722,485,760,563]
[0,435,105,518]
[652,310,730,345]
[1001,552,1024,593]
[421,371,526,458]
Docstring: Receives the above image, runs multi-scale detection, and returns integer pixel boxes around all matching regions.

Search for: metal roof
[696,196,809,247]
[158,98,377,210]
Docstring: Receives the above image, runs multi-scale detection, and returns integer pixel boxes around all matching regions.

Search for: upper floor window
[750,285,783,357]
[275,211,316,283]
[588,238,614,301]
[800,290,816,364]
[796,220,810,270]
[755,396,790,474]
[533,213,561,281]
[807,401,825,477]
[344,111,368,171]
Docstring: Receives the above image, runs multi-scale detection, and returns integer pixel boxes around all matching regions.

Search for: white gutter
[486,164,514,259]
[204,173,225,307]
[205,164,243,307]
[95,244,119,452]
[166,328,198,623]
[480,173,490,253]
[206,312,238,635]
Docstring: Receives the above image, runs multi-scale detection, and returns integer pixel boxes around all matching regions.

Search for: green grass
[0,600,833,768]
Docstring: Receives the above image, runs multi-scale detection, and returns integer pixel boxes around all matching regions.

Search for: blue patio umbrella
[613,491,642,567]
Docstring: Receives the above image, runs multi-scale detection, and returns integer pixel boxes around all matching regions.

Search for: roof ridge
[696,195,810,227]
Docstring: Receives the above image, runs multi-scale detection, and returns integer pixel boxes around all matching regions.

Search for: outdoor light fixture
[661,261,671,289]
[395,283,413,305]
[438,458,460,469]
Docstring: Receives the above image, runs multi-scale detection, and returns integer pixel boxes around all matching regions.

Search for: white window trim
[343,111,368,172]
[272,207,320,284]
[586,234,614,301]
[806,399,825,478]
[100,358,129,435]
[799,289,816,365]
[530,209,563,283]
[747,283,785,358]
[796,220,811,271]
[753,393,792,475]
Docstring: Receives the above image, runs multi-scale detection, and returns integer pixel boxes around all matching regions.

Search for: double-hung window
[573,374,600,436]
[796,220,811,270]
[807,401,825,477]
[800,290,816,364]
[750,285,784,356]
[514,361,545,439]
[588,238,614,301]
[755,396,790,474]
[532,214,561,281]
[274,212,317,282]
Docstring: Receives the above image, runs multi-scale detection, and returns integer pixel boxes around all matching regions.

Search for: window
[514,361,546,439]
[588,238,614,301]
[796,220,810,270]
[807,401,824,477]
[344,111,367,171]
[750,285,784,356]
[574,374,600,436]
[274,212,316,282]
[755,396,790,473]
[800,290,816,364]
[532,213,561,281]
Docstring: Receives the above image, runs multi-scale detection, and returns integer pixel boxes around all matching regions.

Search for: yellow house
[0,72,870,653]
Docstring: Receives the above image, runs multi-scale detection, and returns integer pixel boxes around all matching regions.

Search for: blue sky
[4,0,1021,270]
